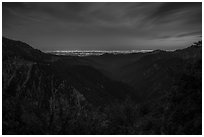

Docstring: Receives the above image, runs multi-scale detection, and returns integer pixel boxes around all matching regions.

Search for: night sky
[3,2,202,51]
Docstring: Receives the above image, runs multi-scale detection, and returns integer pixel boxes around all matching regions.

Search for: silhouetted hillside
[2,37,57,62]
[2,37,202,135]
[81,44,201,101]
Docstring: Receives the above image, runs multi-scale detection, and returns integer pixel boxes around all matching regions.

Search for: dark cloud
[2,2,202,51]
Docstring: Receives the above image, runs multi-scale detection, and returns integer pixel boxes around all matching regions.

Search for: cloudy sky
[3,2,202,51]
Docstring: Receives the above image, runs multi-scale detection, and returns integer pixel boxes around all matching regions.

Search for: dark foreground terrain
[2,37,202,135]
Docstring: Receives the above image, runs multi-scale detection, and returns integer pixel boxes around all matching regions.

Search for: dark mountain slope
[132,59,202,134]
[2,37,202,134]
[3,37,139,134]
[3,37,137,106]
[2,37,57,62]
[79,45,201,101]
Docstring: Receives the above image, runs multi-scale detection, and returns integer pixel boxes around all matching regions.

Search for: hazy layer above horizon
[3,2,202,51]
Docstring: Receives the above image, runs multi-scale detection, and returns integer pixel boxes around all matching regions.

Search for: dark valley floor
[2,37,202,135]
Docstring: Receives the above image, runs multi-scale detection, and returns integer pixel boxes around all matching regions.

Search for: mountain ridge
[2,37,202,134]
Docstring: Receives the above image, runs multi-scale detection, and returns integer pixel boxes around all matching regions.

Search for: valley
[2,37,202,134]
